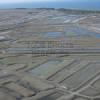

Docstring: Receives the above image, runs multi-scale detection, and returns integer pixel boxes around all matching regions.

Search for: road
[7,48,100,54]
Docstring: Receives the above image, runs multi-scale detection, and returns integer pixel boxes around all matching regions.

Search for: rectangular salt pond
[29,60,61,78]
[61,63,100,91]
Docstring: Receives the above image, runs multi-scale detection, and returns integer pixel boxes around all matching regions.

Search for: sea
[0,1,100,11]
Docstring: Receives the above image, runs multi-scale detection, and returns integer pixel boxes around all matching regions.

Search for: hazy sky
[0,0,58,3]
[0,0,99,3]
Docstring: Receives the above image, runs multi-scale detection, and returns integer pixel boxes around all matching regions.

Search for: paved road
[7,48,100,54]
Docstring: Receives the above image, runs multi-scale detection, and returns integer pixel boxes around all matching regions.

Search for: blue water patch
[65,26,99,38]
[95,34,100,38]
[44,32,62,38]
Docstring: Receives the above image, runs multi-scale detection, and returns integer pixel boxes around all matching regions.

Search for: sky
[0,0,99,3]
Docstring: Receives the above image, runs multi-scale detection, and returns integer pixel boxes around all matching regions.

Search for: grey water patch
[29,60,61,77]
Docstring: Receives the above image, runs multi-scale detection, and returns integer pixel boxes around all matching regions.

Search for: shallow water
[65,26,99,38]
[95,34,100,38]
